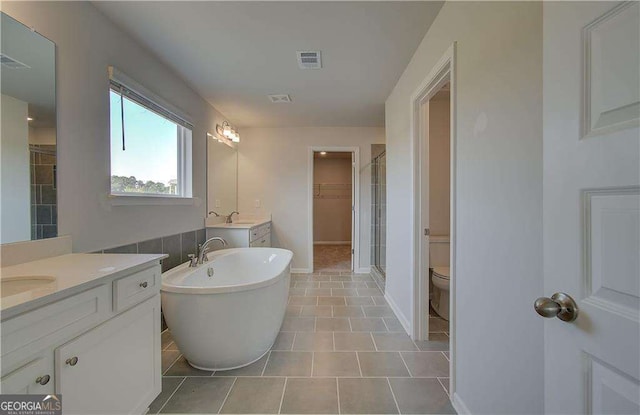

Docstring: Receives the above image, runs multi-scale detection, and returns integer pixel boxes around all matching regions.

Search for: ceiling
[92,1,443,127]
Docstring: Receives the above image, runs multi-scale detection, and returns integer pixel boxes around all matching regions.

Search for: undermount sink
[1,276,57,298]
[232,220,256,225]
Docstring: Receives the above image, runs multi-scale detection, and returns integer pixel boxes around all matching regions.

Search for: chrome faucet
[193,237,227,266]
[225,211,239,224]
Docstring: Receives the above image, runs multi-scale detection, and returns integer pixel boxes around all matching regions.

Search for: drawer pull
[66,356,79,366]
[35,375,50,385]
[261,240,266,243]
[139,281,148,288]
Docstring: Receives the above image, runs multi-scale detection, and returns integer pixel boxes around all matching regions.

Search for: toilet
[430,266,450,321]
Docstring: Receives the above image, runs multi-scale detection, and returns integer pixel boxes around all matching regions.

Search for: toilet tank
[429,236,450,267]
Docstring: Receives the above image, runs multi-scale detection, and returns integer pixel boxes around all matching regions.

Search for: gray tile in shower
[36,205,52,224]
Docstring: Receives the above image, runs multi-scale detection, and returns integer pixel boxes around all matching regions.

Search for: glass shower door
[372,151,386,277]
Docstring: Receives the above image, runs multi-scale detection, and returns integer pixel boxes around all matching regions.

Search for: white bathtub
[161,247,292,370]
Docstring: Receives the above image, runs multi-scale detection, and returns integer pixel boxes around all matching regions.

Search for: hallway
[154,270,454,414]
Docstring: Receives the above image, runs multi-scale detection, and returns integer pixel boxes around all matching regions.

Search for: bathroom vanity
[206,219,272,248]
[0,252,165,414]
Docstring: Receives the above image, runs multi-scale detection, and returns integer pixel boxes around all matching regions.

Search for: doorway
[308,147,360,273]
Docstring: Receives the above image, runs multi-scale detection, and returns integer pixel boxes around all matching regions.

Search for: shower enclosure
[371,147,386,280]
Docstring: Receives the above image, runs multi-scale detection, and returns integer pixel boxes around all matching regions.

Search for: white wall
[28,126,56,145]
[238,127,384,272]
[385,2,543,414]
[428,92,450,237]
[0,95,31,243]
[314,156,352,243]
[1,1,231,252]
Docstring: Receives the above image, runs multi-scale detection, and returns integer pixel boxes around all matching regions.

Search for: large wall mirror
[1,12,57,244]
[207,135,238,217]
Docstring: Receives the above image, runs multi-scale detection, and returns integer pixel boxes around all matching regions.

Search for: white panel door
[543,2,640,414]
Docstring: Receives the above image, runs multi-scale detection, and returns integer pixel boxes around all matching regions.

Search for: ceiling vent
[268,94,292,104]
[296,51,322,69]
[0,53,30,69]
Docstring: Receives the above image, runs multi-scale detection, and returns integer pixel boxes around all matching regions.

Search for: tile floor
[313,245,352,272]
[153,272,455,414]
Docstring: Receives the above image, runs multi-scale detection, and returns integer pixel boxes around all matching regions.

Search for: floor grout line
[370,332,379,352]
[261,351,271,376]
[277,377,288,414]
[355,351,363,377]
[437,377,450,397]
[311,351,315,377]
[217,377,237,414]
[398,352,413,378]
[156,376,186,414]
[162,353,182,376]
[291,332,298,351]
[386,377,402,415]
[336,378,341,415]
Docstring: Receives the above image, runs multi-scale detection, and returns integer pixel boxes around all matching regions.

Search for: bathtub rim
[161,247,293,295]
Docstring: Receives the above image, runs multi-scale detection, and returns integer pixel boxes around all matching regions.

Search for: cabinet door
[1,356,54,394]
[55,295,161,415]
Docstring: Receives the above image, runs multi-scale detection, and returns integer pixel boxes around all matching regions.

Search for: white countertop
[0,253,166,319]
[206,218,271,230]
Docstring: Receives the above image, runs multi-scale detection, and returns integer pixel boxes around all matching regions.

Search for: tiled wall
[30,145,57,240]
[97,228,206,273]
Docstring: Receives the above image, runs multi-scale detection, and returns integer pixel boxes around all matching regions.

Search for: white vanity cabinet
[207,221,272,248]
[0,260,162,415]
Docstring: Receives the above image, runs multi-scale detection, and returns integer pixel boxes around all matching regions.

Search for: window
[109,67,192,198]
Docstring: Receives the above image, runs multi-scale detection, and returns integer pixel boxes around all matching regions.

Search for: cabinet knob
[139,281,148,288]
[35,375,50,385]
[66,356,79,366]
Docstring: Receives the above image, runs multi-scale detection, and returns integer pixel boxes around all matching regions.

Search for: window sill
[108,194,200,206]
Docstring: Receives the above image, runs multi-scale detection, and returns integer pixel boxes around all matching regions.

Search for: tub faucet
[226,211,239,224]
[196,237,227,265]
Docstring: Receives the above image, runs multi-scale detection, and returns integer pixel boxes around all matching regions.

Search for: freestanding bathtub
[161,247,292,370]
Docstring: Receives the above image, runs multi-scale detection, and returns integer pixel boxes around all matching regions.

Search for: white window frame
[107,66,194,205]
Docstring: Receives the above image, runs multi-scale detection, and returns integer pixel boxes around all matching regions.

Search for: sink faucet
[208,211,220,217]
[225,211,240,224]
[193,237,227,266]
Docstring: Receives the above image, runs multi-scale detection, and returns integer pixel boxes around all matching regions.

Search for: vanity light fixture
[216,121,240,143]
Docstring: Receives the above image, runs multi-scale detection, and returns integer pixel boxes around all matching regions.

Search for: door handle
[534,292,578,322]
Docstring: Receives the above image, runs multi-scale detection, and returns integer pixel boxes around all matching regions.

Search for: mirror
[1,12,57,244]
[207,134,238,217]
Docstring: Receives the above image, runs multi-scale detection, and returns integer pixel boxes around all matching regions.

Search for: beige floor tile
[310,274,333,282]
[148,377,184,414]
[334,332,376,351]
[332,305,365,317]
[363,305,395,318]
[400,352,449,377]
[388,378,455,414]
[338,378,398,414]
[373,296,387,305]
[357,288,383,297]
[318,296,346,306]
[300,305,333,317]
[263,351,313,376]
[330,275,353,282]
[162,350,181,373]
[346,296,375,306]
[439,377,450,394]
[160,377,234,414]
[350,317,388,332]
[319,281,343,289]
[316,317,351,332]
[271,332,295,351]
[164,356,213,376]
[292,332,334,351]
[343,282,368,289]
[295,281,320,289]
[288,296,317,305]
[371,333,418,351]
[161,330,174,350]
[280,378,338,414]
[332,288,359,297]
[358,352,410,377]
[383,317,405,332]
[414,333,450,351]
[306,288,332,296]
[220,377,285,414]
[288,288,306,296]
[429,316,450,333]
[213,354,269,377]
[285,305,302,316]
[313,352,361,377]
[280,317,315,332]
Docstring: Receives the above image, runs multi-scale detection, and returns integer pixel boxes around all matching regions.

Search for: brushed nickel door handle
[534,292,578,322]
